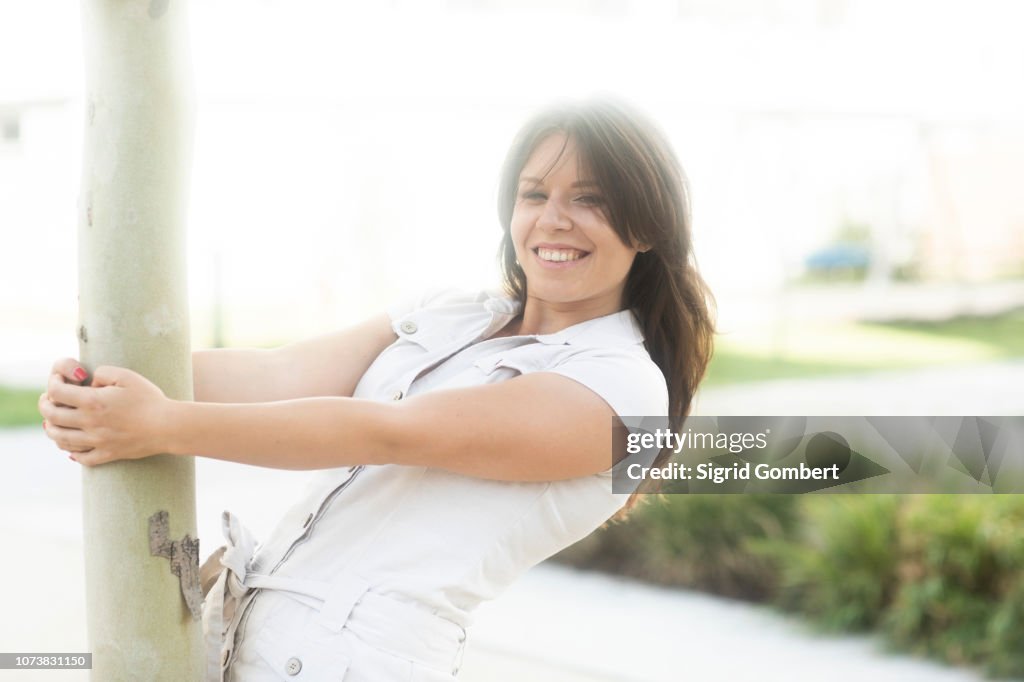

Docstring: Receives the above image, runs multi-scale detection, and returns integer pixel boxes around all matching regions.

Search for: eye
[520,191,546,202]
[573,194,603,206]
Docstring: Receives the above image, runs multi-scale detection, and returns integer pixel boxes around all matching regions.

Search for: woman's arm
[196,313,397,403]
[41,370,617,481]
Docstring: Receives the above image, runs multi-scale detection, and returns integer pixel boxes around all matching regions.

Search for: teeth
[538,248,586,262]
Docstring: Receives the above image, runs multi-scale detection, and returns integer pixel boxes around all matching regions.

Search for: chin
[527,283,589,305]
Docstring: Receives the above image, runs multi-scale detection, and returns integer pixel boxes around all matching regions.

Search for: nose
[537,197,572,232]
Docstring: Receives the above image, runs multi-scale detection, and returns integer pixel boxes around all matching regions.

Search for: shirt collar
[483,290,645,349]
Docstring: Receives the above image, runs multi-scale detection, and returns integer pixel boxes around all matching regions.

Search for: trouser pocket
[253,623,352,681]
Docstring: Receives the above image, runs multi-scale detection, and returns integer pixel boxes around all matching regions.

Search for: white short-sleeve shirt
[219,288,669,681]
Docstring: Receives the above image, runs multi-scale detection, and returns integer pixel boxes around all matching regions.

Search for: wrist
[161,398,192,456]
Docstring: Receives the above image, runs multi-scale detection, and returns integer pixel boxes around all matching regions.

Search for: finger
[43,421,96,452]
[40,389,71,412]
[37,392,71,421]
[50,358,90,385]
[70,449,106,467]
[91,365,135,389]
[47,374,97,410]
[38,394,89,429]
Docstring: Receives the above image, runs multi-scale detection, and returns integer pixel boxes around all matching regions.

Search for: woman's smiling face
[510,133,643,314]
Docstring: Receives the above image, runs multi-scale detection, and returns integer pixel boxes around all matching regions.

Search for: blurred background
[1,0,1022,680]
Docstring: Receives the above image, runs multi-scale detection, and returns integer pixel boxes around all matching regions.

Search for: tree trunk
[78,0,203,678]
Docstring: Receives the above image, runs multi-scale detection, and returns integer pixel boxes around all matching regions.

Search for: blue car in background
[805,243,871,276]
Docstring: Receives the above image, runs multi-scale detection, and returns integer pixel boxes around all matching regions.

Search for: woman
[39,97,714,681]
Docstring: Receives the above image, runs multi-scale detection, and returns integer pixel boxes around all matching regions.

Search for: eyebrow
[518,176,601,188]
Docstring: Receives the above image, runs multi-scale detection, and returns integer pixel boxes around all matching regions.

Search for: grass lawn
[702,310,1024,386]
[0,385,44,428]
[3,311,1023,427]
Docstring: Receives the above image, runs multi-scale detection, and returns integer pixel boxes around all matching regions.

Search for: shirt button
[391,390,404,401]
[399,320,418,334]
[302,513,313,528]
[285,657,302,676]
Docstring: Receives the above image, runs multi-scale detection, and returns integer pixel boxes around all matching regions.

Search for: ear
[636,243,652,254]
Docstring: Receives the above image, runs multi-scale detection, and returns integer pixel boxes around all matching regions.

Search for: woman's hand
[39,359,175,467]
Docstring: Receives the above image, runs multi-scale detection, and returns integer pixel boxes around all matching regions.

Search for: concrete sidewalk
[460,565,991,682]
[0,426,1003,682]
[694,358,1024,417]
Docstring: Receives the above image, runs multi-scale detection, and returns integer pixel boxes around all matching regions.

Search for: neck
[514,291,625,336]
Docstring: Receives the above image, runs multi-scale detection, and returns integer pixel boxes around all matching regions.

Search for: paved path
[694,358,1024,417]
[0,425,1005,681]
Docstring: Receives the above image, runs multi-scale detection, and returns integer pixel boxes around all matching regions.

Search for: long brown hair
[496,97,716,516]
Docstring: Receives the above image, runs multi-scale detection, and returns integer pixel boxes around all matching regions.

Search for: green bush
[883,496,1024,677]
[755,495,902,631]
[988,577,1024,678]
[986,496,1024,679]
[637,494,800,600]
[884,496,997,664]
[553,494,801,601]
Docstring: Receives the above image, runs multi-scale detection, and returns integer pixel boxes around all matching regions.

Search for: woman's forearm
[165,397,399,469]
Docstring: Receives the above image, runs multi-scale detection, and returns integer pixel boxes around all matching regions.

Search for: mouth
[532,246,591,263]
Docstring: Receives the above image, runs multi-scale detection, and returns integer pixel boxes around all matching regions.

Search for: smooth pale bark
[79,1,203,679]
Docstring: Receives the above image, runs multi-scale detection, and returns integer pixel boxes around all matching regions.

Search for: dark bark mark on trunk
[149,510,203,620]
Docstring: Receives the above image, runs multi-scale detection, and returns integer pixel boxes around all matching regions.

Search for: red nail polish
[68,455,77,462]
[73,368,88,381]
